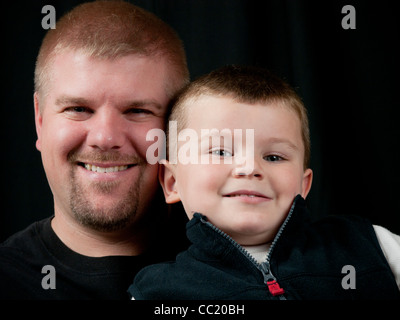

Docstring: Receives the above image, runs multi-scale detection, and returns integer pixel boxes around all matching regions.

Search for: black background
[2,0,399,241]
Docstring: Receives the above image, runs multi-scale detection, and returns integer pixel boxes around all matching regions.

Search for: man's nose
[86,110,126,151]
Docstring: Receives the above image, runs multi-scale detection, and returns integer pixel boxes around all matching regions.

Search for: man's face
[34,50,170,231]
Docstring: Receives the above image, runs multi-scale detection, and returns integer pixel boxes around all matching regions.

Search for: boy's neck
[242,243,271,264]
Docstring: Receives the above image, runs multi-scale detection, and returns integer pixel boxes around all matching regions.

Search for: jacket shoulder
[274,213,400,299]
[129,250,201,300]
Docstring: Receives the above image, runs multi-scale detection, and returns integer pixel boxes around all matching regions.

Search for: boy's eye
[211,149,233,157]
[264,155,283,162]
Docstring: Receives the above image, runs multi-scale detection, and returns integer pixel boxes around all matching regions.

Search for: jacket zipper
[199,196,298,300]
[262,196,298,299]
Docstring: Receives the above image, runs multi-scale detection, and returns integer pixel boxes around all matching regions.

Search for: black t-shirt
[0,217,175,300]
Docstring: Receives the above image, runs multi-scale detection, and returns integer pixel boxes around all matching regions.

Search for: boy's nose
[232,163,262,178]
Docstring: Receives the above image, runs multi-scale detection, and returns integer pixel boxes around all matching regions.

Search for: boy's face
[161,95,312,245]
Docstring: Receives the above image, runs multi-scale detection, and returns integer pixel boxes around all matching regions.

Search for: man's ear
[34,92,42,151]
[158,161,181,204]
[301,168,313,199]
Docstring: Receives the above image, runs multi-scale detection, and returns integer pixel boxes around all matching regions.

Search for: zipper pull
[267,280,285,296]
[260,263,285,297]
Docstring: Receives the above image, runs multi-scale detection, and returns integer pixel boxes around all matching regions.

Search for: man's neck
[51,212,149,257]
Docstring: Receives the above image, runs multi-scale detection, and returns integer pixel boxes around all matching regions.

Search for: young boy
[128,65,400,299]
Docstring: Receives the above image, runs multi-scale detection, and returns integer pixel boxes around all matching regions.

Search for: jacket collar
[185,195,309,263]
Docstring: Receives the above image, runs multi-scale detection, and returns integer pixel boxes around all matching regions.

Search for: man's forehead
[47,51,170,103]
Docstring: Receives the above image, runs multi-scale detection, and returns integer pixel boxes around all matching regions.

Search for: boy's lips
[223,190,271,199]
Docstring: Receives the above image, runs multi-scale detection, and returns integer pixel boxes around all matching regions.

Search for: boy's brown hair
[168,65,311,169]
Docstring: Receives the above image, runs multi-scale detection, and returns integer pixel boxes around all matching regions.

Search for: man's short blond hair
[35,0,189,99]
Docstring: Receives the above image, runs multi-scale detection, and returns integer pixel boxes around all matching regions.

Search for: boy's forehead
[183,94,239,121]
[174,90,309,168]
[187,93,234,106]
[181,93,304,146]
[183,93,297,126]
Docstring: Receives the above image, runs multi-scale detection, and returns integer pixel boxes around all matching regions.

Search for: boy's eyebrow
[266,137,299,150]
[197,129,234,144]
[195,131,300,151]
[199,129,233,138]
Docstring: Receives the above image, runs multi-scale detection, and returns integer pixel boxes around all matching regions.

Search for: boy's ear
[158,161,181,204]
[301,168,313,199]
[34,92,43,151]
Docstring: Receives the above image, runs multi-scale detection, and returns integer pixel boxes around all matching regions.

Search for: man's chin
[77,212,136,232]
[89,180,121,194]
[69,185,141,232]
[71,200,139,232]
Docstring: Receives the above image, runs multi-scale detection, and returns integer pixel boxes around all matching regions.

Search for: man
[0,0,189,299]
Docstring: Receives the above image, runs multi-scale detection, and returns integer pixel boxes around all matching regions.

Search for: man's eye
[264,155,283,162]
[126,108,153,115]
[73,107,87,112]
[66,106,90,113]
[211,149,233,157]
[63,106,93,120]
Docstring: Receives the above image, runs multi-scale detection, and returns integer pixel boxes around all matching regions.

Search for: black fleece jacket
[129,195,400,300]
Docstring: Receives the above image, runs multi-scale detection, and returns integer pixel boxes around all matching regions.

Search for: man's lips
[69,151,144,173]
[78,162,136,173]
[78,162,135,173]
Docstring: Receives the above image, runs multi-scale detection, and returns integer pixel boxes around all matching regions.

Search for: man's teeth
[230,194,257,198]
[84,164,128,173]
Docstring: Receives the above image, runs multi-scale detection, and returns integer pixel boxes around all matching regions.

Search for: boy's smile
[222,189,272,204]
[162,95,313,245]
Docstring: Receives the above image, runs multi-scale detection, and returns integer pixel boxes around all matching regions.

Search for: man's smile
[79,163,135,173]
[84,164,128,173]
[73,159,141,183]
[69,150,145,176]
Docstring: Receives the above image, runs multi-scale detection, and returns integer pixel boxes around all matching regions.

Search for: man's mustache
[67,150,146,165]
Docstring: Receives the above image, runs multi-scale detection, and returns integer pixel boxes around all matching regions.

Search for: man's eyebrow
[54,95,163,111]
[127,100,163,111]
[55,95,91,106]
